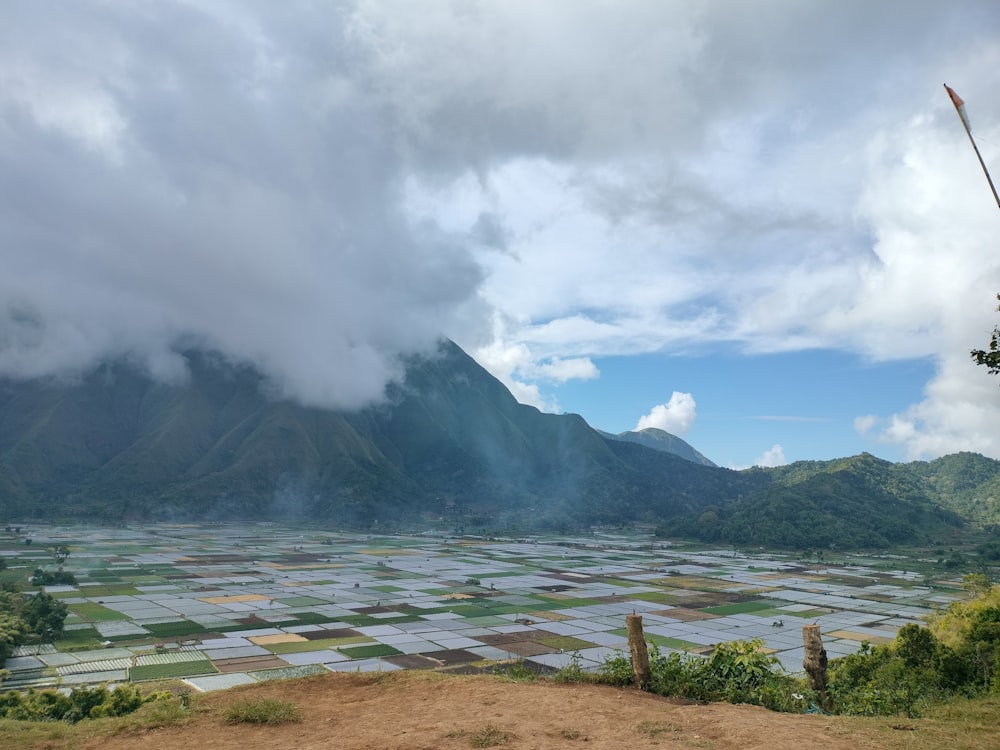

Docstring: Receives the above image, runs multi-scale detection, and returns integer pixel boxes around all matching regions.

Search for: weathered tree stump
[803,624,828,704]
[626,613,651,689]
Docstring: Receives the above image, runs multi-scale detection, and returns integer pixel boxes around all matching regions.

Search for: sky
[1,1,1000,469]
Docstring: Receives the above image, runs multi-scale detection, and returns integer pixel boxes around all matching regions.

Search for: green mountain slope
[0,342,755,528]
[901,452,1000,528]
[668,453,969,548]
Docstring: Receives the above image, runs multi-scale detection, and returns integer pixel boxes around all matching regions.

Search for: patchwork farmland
[0,525,966,692]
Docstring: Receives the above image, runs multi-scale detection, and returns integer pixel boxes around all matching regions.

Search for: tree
[971,294,1000,375]
[22,593,68,642]
[963,573,992,597]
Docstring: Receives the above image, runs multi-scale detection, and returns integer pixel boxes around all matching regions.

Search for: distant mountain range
[599,427,717,467]
[0,339,997,549]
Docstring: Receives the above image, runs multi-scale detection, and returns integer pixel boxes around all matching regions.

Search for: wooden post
[626,613,651,689]
[802,624,828,705]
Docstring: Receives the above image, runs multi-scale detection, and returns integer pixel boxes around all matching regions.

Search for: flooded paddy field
[0,525,967,692]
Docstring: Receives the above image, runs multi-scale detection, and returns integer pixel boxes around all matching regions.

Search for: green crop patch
[338,643,402,659]
[537,597,605,608]
[781,608,830,619]
[701,601,777,616]
[75,585,142,597]
[55,627,101,647]
[275,596,327,607]
[130,659,217,681]
[535,635,595,651]
[144,621,210,638]
[267,636,370,654]
[69,603,132,621]
[249,664,328,681]
[609,629,703,652]
[627,591,680,604]
[336,614,381,627]
[289,611,337,625]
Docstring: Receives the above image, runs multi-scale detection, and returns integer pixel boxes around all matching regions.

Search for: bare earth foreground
[35,671,951,750]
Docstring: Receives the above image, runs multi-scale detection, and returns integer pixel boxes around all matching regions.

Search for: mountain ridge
[0,340,995,548]
[599,427,717,467]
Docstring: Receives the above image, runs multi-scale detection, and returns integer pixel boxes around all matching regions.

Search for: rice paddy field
[0,524,968,693]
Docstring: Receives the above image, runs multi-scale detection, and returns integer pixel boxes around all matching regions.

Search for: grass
[493,660,537,681]
[0,693,193,747]
[470,723,511,747]
[637,720,682,738]
[880,694,1000,750]
[223,697,302,725]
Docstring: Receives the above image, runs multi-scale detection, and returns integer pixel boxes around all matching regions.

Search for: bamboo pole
[945,84,1000,211]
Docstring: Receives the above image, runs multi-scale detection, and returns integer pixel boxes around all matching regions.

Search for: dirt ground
[73,671,897,750]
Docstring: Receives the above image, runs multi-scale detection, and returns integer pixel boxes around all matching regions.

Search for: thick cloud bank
[2,1,1000,458]
[0,2,485,407]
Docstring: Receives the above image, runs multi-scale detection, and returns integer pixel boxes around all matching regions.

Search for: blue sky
[551,351,938,468]
[1,1,999,468]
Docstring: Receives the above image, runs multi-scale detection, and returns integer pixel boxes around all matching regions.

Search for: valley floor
[1,525,968,691]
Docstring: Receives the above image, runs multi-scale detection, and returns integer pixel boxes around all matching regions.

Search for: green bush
[595,640,809,713]
[551,652,593,684]
[827,620,998,717]
[0,684,167,723]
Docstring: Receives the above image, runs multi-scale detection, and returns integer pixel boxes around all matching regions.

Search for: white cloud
[636,392,697,436]
[1,0,999,464]
[0,2,489,408]
[753,445,787,468]
[856,354,1000,460]
[472,334,598,412]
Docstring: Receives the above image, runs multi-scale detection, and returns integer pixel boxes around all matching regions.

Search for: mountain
[900,452,1000,528]
[667,453,973,548]
[0,342,753,529]
[599,428,717,467]
[0,340,991,548]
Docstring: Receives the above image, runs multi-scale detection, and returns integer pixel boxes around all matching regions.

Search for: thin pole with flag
[944,83,1000,211]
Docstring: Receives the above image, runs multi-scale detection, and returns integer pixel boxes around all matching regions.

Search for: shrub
[828,625,981,717]
[595,640,809,713]
[0,684,167,723]
[551,652,592,684]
